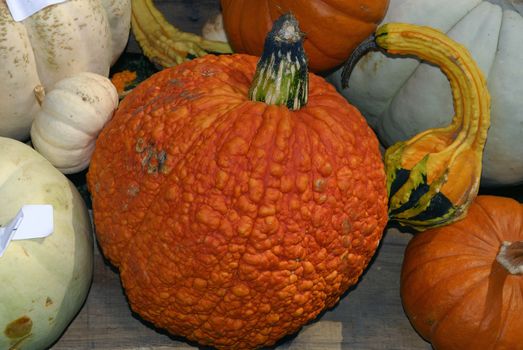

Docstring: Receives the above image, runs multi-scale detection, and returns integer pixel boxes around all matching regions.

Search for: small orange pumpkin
[401,195,523,350]
[220,0,389,72]
[88,14,388,349]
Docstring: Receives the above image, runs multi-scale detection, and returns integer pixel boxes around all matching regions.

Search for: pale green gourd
[0,137,93,350]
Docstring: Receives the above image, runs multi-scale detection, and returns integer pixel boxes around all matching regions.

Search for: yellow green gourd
[342,23,490,231]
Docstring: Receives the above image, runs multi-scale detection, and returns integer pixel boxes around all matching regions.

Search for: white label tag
[0,205,54,257]
[6,0,68,22]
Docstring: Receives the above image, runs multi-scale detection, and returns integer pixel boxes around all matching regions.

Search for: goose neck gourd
[342,23,491,231]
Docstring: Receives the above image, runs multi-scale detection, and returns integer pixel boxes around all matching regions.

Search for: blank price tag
[0,205,54,257]
[6,0,67,22]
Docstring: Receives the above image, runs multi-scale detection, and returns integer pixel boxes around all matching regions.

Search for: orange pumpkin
[401,195,523,350]
[87,14,387,349]
[220,0,389,72]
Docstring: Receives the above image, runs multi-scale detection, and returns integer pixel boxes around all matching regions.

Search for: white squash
[0,0,130,141]
[31,72,119,174]
[328,0,523,187]
[0,137,93,350]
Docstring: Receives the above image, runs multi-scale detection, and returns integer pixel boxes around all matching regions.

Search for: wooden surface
[50,1,523,349]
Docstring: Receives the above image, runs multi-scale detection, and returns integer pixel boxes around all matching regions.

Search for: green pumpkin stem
[248,13,308,110]
[496,241,523,275]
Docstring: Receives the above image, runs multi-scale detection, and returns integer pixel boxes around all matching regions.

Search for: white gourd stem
[496,241,523,275]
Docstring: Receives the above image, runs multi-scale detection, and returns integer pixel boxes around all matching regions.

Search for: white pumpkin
[328,0,523,187]
[0,137,93,350]
[0,0,130,141]
[31,72,119,174]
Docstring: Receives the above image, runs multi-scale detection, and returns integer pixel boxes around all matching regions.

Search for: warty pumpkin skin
[401,195,523,350]
[220,0,389,72]
[0,0,130,141]
[87,18,388,348]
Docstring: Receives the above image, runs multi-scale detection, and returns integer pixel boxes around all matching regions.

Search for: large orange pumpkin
[401,195,523,350]
[220,0,389,72]
[87,14,388,349]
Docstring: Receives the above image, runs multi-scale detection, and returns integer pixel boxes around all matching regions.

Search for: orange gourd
[401,195,523,350]
[87,14,388,349]
[220,0,389,72]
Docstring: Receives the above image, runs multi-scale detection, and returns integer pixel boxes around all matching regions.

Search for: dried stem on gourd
[248,13,308,110]
[34,85,46,106]
[497,241,523,275]
[342,23,491,231]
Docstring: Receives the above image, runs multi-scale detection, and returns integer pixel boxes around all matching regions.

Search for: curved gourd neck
[373,25,490,156]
